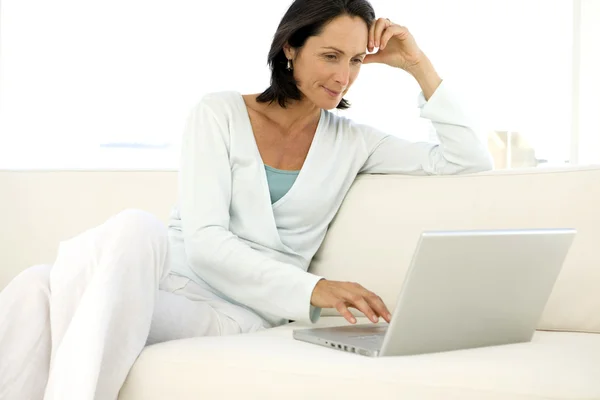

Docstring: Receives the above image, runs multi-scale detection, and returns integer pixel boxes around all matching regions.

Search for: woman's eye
[325,54,362,64]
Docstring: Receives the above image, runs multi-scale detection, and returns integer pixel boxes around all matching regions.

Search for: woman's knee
[106,209,168,246]
[5,264,52,298]
[13,264,51,289]
[103,209,170,278]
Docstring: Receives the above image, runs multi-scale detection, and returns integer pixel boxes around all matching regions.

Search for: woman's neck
[254,94,321,134]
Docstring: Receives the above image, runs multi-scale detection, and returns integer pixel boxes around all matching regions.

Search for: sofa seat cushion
[120,317,600,400]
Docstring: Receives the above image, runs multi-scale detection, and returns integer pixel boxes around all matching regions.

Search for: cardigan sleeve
[358,80,494,175]
[178,95,324,324]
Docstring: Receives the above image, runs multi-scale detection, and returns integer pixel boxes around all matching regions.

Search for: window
[0,0,596,169]
[576,0,600,165]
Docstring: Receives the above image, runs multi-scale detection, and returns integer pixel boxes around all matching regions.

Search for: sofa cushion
[119,317,600,400]
[309,166,600,333]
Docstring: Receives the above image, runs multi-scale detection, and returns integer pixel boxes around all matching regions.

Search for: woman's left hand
[364,18,425,72]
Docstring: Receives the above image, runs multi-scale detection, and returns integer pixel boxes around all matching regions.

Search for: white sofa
[2,166,600,399]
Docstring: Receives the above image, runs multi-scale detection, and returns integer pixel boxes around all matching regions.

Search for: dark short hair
[256,0,376,110]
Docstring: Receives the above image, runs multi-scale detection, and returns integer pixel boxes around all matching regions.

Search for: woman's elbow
[460,153,494,174]
[472,152,494,172]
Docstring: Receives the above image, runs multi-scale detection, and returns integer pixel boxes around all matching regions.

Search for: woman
[0,0,493,399]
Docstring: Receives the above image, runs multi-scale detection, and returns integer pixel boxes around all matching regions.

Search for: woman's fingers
[373,17,390,48]
[365,291,392,323]
[368,20,376,52]
[318,280,391,324]
[341,283,388,323]
[335,301,356,324]
[380,24,405,51]
[348,292,379,323]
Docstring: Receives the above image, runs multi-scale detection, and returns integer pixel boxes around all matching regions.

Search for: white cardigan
[167,81,493,327]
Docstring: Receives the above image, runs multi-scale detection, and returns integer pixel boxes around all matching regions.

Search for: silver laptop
[293,228,576,357]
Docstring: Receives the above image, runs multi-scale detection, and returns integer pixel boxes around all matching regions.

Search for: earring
[287,59,293,71]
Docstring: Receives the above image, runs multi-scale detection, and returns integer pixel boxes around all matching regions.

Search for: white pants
[0,209,267,400]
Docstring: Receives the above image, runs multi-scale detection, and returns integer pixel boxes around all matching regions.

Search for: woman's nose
[334,65,350,87]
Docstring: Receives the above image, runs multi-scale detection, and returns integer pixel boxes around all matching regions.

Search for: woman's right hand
[310,279,392,324]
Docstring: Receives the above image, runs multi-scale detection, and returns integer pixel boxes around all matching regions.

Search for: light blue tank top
[264,164,300,204]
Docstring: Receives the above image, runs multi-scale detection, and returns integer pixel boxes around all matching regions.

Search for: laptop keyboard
[348,334,384,343]
[344,325,387,347]
[340,325,388,335]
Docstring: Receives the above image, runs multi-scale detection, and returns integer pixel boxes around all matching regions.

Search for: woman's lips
[323,86,341,96]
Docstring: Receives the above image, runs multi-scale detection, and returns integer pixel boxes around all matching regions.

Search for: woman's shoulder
[184,91,248,131]
[324,109,384,140]
[192,90,242,112]
[322,111,391,158]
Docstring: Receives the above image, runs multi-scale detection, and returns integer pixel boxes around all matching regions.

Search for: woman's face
[285,15,369,110]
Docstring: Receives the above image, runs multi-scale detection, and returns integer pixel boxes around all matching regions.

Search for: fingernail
[369,41,373,48]
[388,313,392,320]
[351,317,356,324]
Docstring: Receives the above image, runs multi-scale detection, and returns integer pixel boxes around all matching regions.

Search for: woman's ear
[283,42,295,60]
